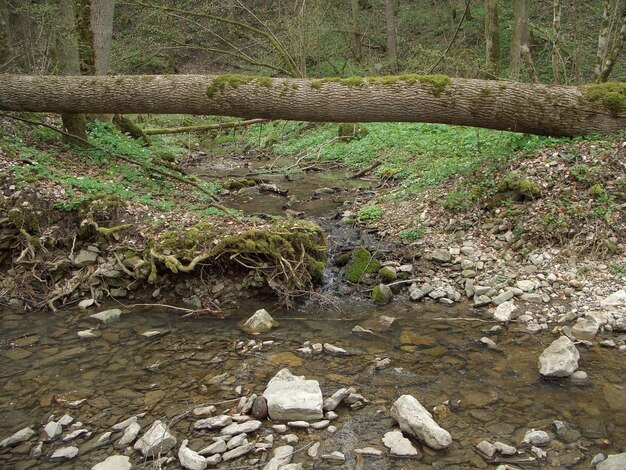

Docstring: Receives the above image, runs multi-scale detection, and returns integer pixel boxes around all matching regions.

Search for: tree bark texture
[552,0,562,84]
[594,1,612,80]
[351,0,362,62]
[6,0,32,72]
[596,10,626,83]
[1,74,624,137]
[90,0,116,75]
[385,0,398,71]
[484,0,501,77]
[510,0,528,80]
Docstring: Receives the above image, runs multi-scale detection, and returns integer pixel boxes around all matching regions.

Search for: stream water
[0,301,624,469]
[0,150,624,469]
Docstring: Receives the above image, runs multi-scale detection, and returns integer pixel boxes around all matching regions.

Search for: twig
[124,302,224,317]
[432,317,506,323]
[349,160,382,179]
[385,278,420,287]
[427,0,472,73]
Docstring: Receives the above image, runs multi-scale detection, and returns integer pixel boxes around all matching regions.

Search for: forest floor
[0,114,625,323]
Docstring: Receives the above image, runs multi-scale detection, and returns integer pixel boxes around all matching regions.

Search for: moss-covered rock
[344,248,380,283]
[338,123,368,142]
[379,266,397,282]
[497,171,541,199]
[371,283,393,305]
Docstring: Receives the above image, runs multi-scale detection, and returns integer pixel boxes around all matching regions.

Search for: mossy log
[1,74,625,136]
[143,118,269,135]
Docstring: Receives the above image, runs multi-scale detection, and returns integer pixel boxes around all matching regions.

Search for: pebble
[222,443,254,461]
[494,441,517,455]
[522,429,550,446]
[281,434,298,444]
[192,405,217,417]
[476,440,496,458]
[50,446,78,461]
[480,337,497,349]
[382,430,418,457]
[199,439,226,456]
[91,455,132,470]
[310,420,330,430]
[321,451,345,462]
[116,422,141,447]
[354,447,383,456]
[0,427,35,447]
[272,424,287,433]
[287,421,310,429]
[44,421,62,439]
[307,441,320,459]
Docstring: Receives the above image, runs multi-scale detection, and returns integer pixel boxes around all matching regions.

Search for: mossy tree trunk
[510,0,528,80]
[385,0,398,72]
[552,0,562,84]
[351,0,362,62]
[0,74,625,137]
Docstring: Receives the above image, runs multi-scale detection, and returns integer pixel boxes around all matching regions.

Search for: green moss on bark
[207,74,274,98]
[582,82,626,116]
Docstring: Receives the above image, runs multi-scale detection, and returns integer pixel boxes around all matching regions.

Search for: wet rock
[199,439,227,455]
[116,422,141,447]
[375,357,391,369]
[44,421,62,439]
[194,415,232,430]
[322,451,345,462]
[62,429,89,442]
[494,441,516,455]
[597,453,626,470]
[92,455,132,470]
[1,427,35,447]
[553,420,580,443]
[569,370,589,386]
[89,308,122,324]
[179,439,207,470]
[476,440,496,458]
[492,290,515,305]
[323,387,355,411]
[538,336,579,377]
[371,284,393,305]
[50,446,78,461]
[222,442,254,461]
[323,343,348,355]
[480,337,497,349]
[263,369,323,421]
[352,325,374,335]
[78,298,95,309]
[355,447,383,456]
[241,309,279,334]
[382,430,418,457]
[252,396,268,419]
[571,315,600,338]
[192,405,217,417]
[522,429,550,446]
[111,416,137,432]
[220,420,262,436]
[307,442,320,459]
[134,420,176,458]
[493,301,518,322]
[409,283,434,301]
[390,395,452,450]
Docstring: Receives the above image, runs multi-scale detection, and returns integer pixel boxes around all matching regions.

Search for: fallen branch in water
[349,160,381,179]
[433,316,507,323]
[124,302,224,317]
[143,118,269,135]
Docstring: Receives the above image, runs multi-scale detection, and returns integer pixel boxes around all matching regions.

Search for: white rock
[282,434,298,444]
[264,445,294,469]
[538,336,579,377]
[597,453,626,470]
[480,337,497,349]
[493,301,519,322]
[287,421,310,429]
[222,442,254,461]
[323,387,355,411]
[600,290,626,310]
[111,416,137,432]
[62,429,89,442]
[50,446,78,461]
[522,429,550,446]
[494,441,517,455]
[307,442,320,459]
[532,445,547,459]
[382,430,418,456]
[57,414,73,426]
[44,421,62,439]
[272,424,287,433]
[220,420,262,436]
[310,420,330,429]
[179,439,207,470]
[78,329,97,339]
[192,405,216,417]
[262,369,323,421]
[116,422,141,447]
[226,433,248,449]
[390,395,452,449]
[323,343,348,355]
[78,298,95,310]
[322,451,345,462]
[199,439,227,456]
[0,427,35,447]
[89,308,122,324]
[516,280,535,292]
[354,447,383,456]
[476,440,496,458]
[241,309,279,334]
[571,315,600,338]
[133,420,176,457]
[194,415,232,430]
[91,455,132,470]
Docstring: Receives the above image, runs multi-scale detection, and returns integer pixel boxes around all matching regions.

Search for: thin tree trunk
[385,0,398,72]
[484,0,501,77]
[57,0,88,144]
[510,0,528,80]
[552,0,562,84]
[298,0,307,78]
[596,8,626,83]
[6,0,32,72]
[1,74,624,137]
[521,44,540,83]
[90,0,116,76]
[594,1,612,81]
[351,0,362,62]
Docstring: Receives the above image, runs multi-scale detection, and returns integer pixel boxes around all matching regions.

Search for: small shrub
[357,205,382,222]
[399,227,425,241]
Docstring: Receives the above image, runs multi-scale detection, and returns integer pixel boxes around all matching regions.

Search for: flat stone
[310,420,330,430]
[492,290,515,305]
[262,369,323,421]
[1,427,35,447]
[91,455,132,470]
[493,301,518,322]
[5,348,32,360]
[382,430,418,457]
[50,446,78,461]
[220,420,262,436]
[116,422,141,447]
[133,420,176,458]
[307,442,319,459]
[480,337,497,349]
[431,249,451,263]
[571,315,600,339]
[199,439,227,456]
[62,429,89,442]
[354,447,383,456]
[323,387,355,411]
[226,433,247,449]
[287,421,310,429]
[74,249,98,267]
[476,440,496,458]
[494,441,517,455]
[597,453,626,470]
[222,442,254,461]
[538,336,579,377]
[44,421,62,439]
[522,429,550,446]
[111,416,137,432]
[90,308,122,324]
[192,405,217,417]
[206,454,221,466]
[323,343,348,355]
[194,415,232,430]
[390,395,452,449]
[322,451,345,462]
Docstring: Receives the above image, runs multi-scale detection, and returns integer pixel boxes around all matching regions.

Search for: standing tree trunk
[552,0,562,84]
[57,0,88,144]
[6,0,32,72]
[90,0,116,76]
[385,0,398,72]
[484,0,501,77]
[594,5,626,83]
[297,0,307,78]
[1,74,624,137]
[351,0,362,62]
[594,1,612,80]
[510,0,528,80]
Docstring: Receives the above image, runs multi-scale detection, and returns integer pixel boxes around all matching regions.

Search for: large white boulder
[390,395,452,450]
[133,420,176,458]
[597,453,626,470]
[538,336,579,377]
[241,309,279,334]
[262,369,323,421]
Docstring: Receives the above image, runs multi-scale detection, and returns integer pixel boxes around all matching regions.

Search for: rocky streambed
[0,298,625,469]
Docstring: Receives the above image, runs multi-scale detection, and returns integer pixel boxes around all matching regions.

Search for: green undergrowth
[3,120,221,216]
[236,120,565,198]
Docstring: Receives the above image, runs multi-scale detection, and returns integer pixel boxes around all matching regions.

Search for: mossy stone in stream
[344,248,380,283]
[338,123,368,142]
[334,252,351,267]
[379,266,397,282]
[371,284,393,305]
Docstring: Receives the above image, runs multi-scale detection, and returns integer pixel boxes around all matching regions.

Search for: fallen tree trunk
[0,74,624,136]
[144,118,269,135]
